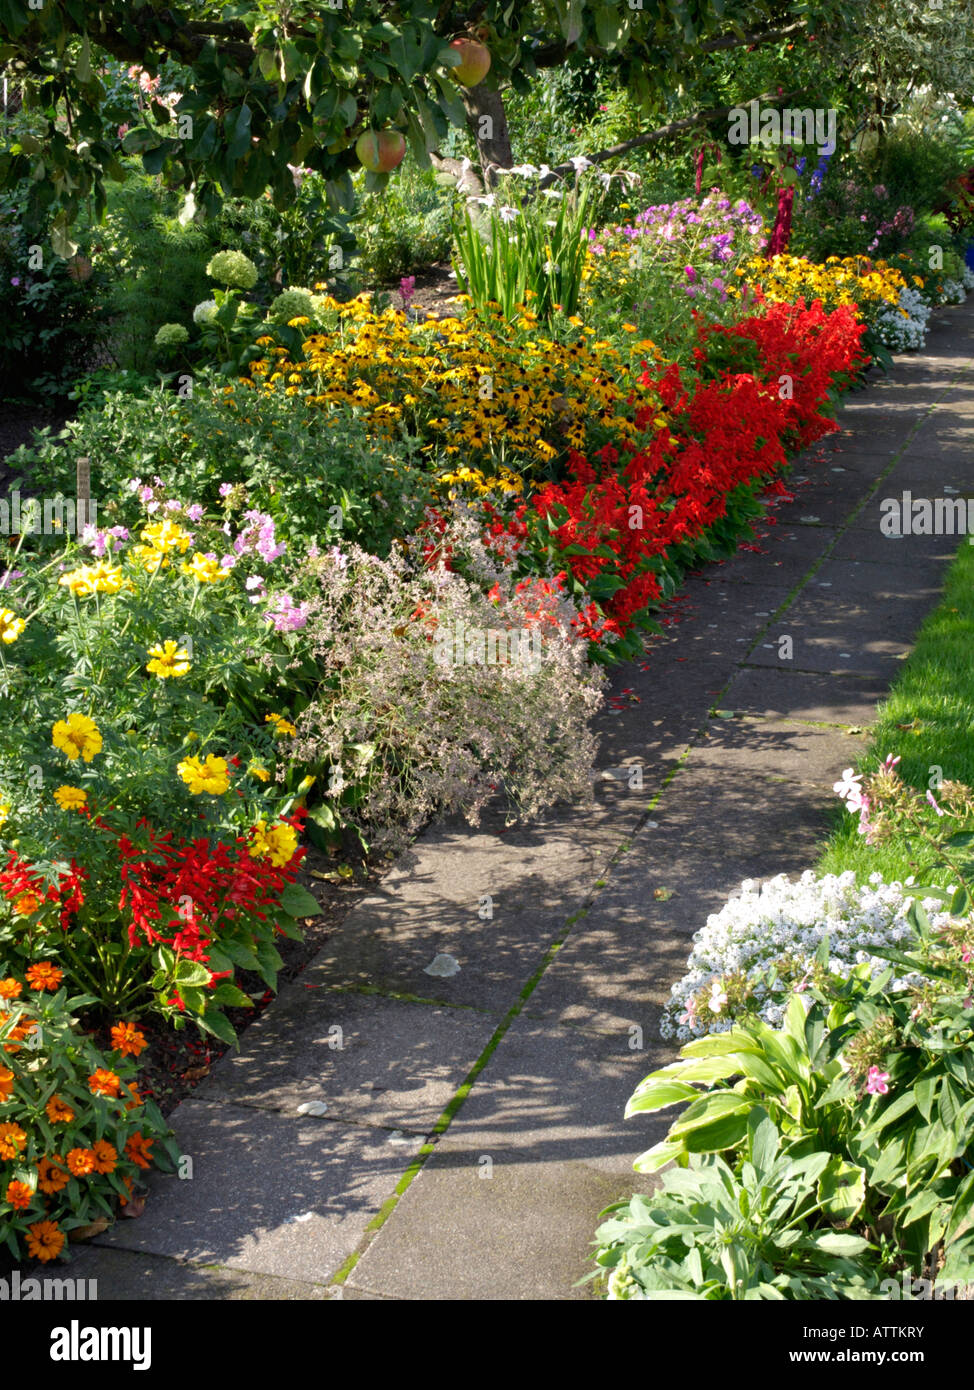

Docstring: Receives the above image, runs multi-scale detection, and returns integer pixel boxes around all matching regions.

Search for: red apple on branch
[449,38,491,87]
[355,129,407,173]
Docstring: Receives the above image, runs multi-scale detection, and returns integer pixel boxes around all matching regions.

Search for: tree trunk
[462,83,513,189]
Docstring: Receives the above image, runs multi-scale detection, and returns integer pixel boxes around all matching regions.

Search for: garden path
[69,296,974,1300]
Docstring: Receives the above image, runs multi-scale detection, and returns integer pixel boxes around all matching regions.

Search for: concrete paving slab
[346,1018,672,1300]
[204,990,501,1131]
[721,666,888,724]
[94,1100,418,1284]
[65,1245,331,1300]
[301,813,616,1013]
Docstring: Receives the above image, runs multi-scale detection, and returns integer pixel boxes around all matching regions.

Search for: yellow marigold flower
[53,785,87,812]
[132,545,168,573]
[249,764,270,782]
[147,640,192,679]
[181,552,225,584]
[0,802,9,827]
[177,754,230,795]
[59,561,123,598]
[140,518,193,555]
[52,713,102,762]
[265,713,297,737]
[248,819,299,868]
[0,608,25,643]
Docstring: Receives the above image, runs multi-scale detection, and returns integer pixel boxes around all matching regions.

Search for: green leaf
[209,982,254,1009]
[808,1231,872,1256]
[278,881,321,918]
[226,103,253,162]
[197,1008,238,1047]
[747,1109,778,1175]
[818,1157,866,1223]
[633,1136,684,1174]
[625,1079,701,1117]
[174,960,212,987]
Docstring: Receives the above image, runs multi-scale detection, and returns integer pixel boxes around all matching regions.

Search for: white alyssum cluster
[935,278,967,305]
[961,264,974,292]
[660,870,947,1042]
[875,287,932,351]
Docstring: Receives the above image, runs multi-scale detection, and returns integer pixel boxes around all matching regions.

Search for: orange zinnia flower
[124,1132,153,1170]
[46,1095,75,1124]
[0,977,21,999]
[123,1084,143,1112]
[0,1066,13,1100]
[66,1147,97,1177]
[5,1179,33,1210]
[25,962,63,991]
[88,1068,121,1098]
[110,1021,148,1058]
[25,1219,65,1263]
[91,1139,117,1174]
[36,1156,70,1195]
[118,1175,135,1206]
[0,1121,26,1159]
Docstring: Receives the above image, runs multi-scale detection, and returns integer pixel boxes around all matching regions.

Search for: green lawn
[818,537,974,885]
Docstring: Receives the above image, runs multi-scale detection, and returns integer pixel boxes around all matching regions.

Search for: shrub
[6,380,434,558]
[285,509,605,852]
[593,1113,886,1300]
[0,180,111,402]
[93,172,214,375]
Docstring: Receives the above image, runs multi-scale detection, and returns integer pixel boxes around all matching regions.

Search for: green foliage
[6,378,434,558]
[352,164,455,285]
[606,912,974,1297]
[0,178,111,403]
[92,170,214,375]
[0,0,857,231]
[453,174,598,324]
[591,1112,886,1300]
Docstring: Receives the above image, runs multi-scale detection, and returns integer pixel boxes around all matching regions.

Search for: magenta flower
[266,592,310,631]
[865,1066,890,1096]
[926,789,945,817]
[185,504,205,522]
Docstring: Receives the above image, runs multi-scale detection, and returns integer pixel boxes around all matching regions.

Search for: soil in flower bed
[373,260,461,317]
